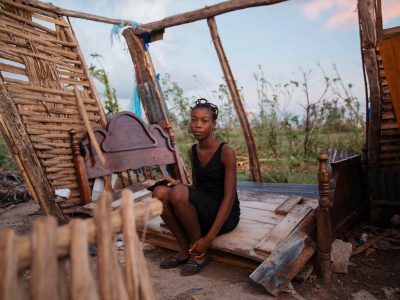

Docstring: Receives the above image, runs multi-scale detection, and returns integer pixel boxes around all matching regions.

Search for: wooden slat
[254,204,312,254]
[70,220,99,300]
[275,196,303,215]
[31,217,58,300]
[0,229,18,300]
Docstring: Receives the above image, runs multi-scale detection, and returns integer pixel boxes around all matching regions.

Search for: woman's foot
[160,250,189,269]
[181,255,211,276]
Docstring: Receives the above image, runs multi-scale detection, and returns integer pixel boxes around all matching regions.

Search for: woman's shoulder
[220,142,236,159]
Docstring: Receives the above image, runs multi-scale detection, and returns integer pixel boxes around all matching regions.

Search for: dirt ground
[1,201,399,300]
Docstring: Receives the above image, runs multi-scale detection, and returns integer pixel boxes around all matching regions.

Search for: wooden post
[207,17,262,182]
[123,29,189,183]
[358,0,380,170]
[122,29,175,142]
[316,153,332,279]
[70,130,91,205]
[0,77,67,224]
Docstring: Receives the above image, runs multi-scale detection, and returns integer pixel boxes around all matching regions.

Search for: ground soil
[1,201,399,300]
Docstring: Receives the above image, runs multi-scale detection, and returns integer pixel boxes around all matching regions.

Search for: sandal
[160,256,189,269]
[181,256,211,276]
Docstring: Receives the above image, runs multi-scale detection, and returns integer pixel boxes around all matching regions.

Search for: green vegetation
[161,63,365,184]
[0,63,364,186]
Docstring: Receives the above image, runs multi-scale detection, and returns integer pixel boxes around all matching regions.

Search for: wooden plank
[275,196,303,215]
[254,204,312,254]
[240,199,285,212]
[240,206,284,225]
[250,230,315,296]
[141,217,268,262]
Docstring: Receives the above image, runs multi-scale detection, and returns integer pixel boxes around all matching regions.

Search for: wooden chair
[69,111,187,213]
[0,190,161,300]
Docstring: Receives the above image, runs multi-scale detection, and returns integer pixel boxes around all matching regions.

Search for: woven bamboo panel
[377,47,400,171]
[0,1,107,211]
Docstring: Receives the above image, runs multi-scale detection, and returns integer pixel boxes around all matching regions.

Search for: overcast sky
[51,0,400,116]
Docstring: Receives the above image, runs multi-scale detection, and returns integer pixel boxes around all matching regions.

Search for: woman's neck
[198,136,217,149]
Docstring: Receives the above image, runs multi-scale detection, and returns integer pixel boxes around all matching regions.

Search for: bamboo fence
[0,190,160,300]
[0,0,107,220]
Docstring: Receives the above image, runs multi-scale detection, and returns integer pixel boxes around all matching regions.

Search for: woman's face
[190,107,216,140]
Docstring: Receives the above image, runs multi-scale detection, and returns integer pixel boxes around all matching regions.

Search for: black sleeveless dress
[188,142,240,236]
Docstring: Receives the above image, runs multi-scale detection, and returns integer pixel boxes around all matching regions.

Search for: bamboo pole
[22,0,286,37]
[207,17,262,182]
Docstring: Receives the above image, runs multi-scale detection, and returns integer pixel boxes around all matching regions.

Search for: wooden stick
[28,0,286,35]
[15,196,162,271]
[0,229,18,300]
[352,231,390,256]
[31,217,58,300]
[74,87,106,165]
[70,220,99,300]
[207,17,262,182]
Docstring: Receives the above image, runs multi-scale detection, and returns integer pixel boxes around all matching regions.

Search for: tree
[89,53,119,116]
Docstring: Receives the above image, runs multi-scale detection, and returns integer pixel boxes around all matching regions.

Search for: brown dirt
[1,201,399,300]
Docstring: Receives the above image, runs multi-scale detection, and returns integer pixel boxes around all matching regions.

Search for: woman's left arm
[189,145,236,257]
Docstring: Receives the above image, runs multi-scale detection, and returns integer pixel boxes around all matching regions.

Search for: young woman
[153,98,240,276]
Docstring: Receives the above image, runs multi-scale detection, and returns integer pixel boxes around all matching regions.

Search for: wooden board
[275,196,303,215]
[254,204,313,255]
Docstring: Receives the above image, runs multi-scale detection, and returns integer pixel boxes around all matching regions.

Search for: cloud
[302,0,400,30]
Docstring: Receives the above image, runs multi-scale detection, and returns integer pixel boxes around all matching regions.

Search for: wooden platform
[139,181,318,269]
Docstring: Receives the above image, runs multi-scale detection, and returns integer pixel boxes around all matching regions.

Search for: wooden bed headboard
[71,111,186,205]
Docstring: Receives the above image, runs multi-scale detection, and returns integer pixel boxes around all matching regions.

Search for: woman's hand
[164,177,180,186]
[189,236,212,258]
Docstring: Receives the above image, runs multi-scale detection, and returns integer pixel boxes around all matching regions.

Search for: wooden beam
[23,0,287,37]
[207,17,262,182]
[358,0,381,170]
[131,0,287,35]
[0,77,67,224]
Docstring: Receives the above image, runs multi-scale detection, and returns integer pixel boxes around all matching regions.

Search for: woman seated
[153,98,240,276]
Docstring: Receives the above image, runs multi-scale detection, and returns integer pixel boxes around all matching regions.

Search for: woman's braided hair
[191,98,219,120]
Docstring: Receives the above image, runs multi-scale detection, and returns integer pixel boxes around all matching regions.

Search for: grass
[0,126,364,185]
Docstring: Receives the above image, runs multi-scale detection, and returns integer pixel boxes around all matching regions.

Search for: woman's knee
[152,186,171,203]
[169,184,189,206]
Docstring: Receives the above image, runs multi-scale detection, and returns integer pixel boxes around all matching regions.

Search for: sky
[50,0,400,117]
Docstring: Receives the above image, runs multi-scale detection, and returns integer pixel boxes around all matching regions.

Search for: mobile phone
[147,179,171,192]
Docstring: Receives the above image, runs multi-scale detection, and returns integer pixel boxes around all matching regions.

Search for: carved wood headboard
[71,111,186,205]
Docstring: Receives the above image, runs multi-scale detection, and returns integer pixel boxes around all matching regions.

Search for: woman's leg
[153,185,190,258]
[168,184,202,245]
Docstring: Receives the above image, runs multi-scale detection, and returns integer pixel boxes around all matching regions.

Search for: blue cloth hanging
[132,85,142,117]
[110,21,140,46]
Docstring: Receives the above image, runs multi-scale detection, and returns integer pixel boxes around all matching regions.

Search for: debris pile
[0,170,31,206]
